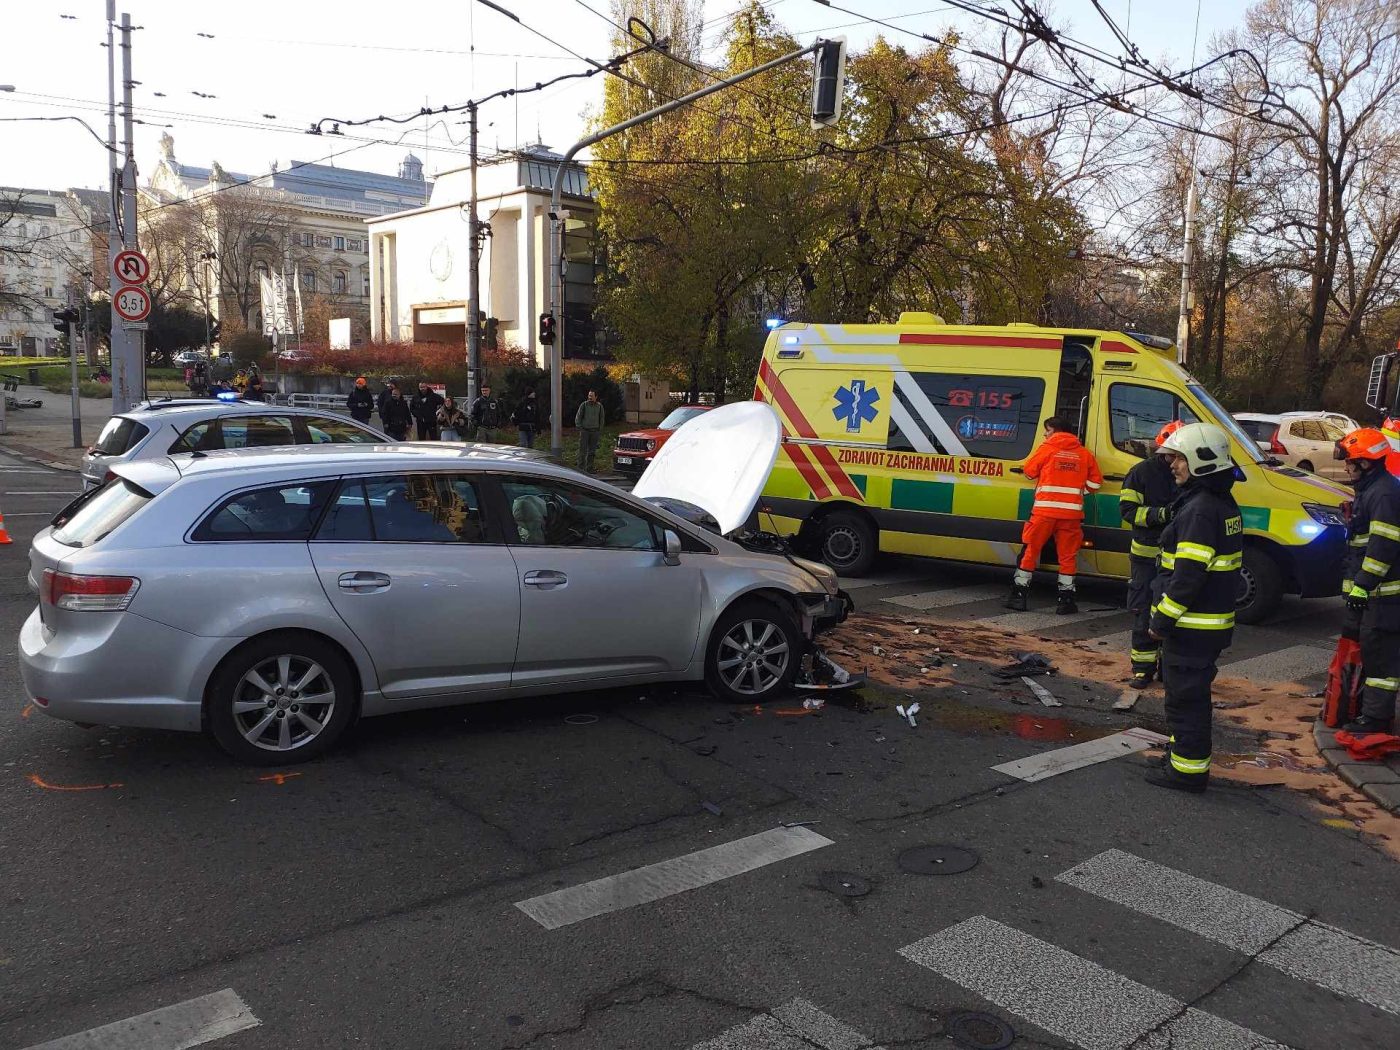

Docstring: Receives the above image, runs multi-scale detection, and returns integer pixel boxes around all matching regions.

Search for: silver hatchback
[80,398,388,491]
[22,407,848,764]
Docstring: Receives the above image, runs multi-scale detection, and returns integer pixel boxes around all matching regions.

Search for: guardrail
[280,392,352,415]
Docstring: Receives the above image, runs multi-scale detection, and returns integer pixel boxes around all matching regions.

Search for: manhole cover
[564,714,599,726]
[898,845,979,875]
[818,871,871,898]
[946,1010,1014,1050]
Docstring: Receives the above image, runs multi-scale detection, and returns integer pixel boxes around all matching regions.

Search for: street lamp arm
[0,115,122,155]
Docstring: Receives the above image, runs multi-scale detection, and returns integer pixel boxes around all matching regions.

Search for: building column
[519,201,537,365]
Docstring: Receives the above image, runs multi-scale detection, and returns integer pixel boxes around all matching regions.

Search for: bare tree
[188,184,294,329]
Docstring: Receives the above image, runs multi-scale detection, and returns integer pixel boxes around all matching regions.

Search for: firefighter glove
[1346,585,1370,613]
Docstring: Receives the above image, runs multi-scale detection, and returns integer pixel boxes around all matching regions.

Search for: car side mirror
[663,529,682,566]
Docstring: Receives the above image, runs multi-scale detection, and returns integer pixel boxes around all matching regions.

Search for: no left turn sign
[114,285,152,322]
[114,248,150,285]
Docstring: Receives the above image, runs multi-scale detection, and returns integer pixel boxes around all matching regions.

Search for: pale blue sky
[1,1,1252,197]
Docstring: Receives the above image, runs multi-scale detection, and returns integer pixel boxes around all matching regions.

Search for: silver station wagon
[22,404,851,764]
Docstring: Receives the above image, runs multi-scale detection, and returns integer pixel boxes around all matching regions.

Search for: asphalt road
[1,450,1397,1050]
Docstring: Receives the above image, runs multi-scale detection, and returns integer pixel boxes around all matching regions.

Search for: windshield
[90,417,149,456]
[657,407,707,431]
[1188,384,1266,464]
[51,480,151,548]
[1235,418,1277,443]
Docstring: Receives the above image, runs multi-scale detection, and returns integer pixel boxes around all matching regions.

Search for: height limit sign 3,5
[115,285,151,323]
[114,248,150,285]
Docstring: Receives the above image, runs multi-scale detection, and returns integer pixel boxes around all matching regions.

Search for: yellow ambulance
[754,313,1349,623]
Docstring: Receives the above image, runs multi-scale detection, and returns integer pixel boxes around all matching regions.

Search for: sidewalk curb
[1313,719,1400,813]
[0,438,81,473]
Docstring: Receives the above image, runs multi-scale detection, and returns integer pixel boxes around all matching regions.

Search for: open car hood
[632,401,781,535]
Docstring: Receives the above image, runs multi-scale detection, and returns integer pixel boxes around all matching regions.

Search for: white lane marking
[1220,644,1332,683]
[0,468,55,473]
[881,584,1003,610]
[515,826,833,930]
[991,728,1167,783]
[837,572,938,592]
[976,608,1128,631]
[1058,849,1400,1017]
[900,916,1291,1050]
[21,988,259,1050]
[692,999,884,1050]
[2,511,55,516]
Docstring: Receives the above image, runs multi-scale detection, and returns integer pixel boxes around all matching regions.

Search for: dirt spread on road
[826,612,1400,860]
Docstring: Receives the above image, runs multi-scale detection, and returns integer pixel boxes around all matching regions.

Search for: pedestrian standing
[1006,416,1103,613]
[470,383,502,442]
[410,382,444,441]
[380,385,412,441]
[376,379,395,426]
[244,375,267,402]
[437,396,468,441]
[1146,423,1243,793]
[1119,420,1182,688]
[347,376,375,424]
[1336,427,1400,735]
[575,388,606,473]
[513,388,541,449]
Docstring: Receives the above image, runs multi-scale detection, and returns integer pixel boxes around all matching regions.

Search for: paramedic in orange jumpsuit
[1005,416,1103,614]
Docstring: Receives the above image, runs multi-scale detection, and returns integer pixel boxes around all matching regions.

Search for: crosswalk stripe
[515,825,832,930]
[1220,644,1332,682]
[692,999,884,1050]
[881,584,1002,610]
[976,608,1127,631]
[837,572,935,592]
[899,916,1291,1050]
[1057,849,1400,1017]
[21,989,259,1050]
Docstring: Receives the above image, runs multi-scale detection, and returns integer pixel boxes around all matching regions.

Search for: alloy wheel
[716,619,792,696]
[232,654,337,752]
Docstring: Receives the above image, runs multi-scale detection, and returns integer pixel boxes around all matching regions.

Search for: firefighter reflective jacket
[1119,455,1177,561]
[1150,470,1244,652]
[1024,432,1103,520]
[1345,465,1400,629]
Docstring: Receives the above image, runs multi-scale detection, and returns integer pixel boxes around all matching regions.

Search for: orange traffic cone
[0,510,11,545]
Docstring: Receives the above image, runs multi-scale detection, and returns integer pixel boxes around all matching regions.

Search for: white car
[277,349,314,370]
[1233,411,1359,480]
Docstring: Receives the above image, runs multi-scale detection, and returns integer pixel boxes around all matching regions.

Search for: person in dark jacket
[410,382,444,441]
[1146,422,1243,794]
[437,396,468,440]
[1119,420,1182,688]
[347,377,375,424]
[377,380,396,426]
[244,375,267,402]
[380,385,412,440]
[1336,427,1400,734]
[470,383,503,442]
[512,388,541,448]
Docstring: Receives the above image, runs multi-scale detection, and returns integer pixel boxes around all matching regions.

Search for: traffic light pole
[67,299,82,448]
[107,6,143,412]
[545,39,830,458]
[466,101,481,408]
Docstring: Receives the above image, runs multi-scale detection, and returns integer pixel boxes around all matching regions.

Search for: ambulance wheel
[1236,546,1282,625]
[816,509,877,576]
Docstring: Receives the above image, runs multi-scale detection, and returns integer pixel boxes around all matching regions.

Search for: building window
[301,271,316,293]
[362,270,370,297]
[16,223,25,237]
[334,236,345,251]
[316,236,332,249]
[40,225,50,237]
[43,286,53,299]
[300,232,314,248]
[332,271,346,294]
[69,230,82,243]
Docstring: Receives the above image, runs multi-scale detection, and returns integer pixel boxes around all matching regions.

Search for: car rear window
[91,417,150,456]
[1236,419,1275,442]
[51,480,152,548]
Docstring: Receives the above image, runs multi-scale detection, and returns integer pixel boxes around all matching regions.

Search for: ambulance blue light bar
[765,318,784,329]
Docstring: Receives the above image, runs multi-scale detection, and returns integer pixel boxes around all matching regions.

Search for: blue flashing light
[765,317,783,329]
[215,391,240,402]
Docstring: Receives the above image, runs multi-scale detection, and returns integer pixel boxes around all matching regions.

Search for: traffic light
[52,307,79,335]
[208,318,221,342]
[810,37,847,128]
[539,312,556,346]
[484,316,499,350]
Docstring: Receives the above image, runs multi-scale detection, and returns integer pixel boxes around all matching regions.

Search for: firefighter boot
[1343,715,1395,735]
[1004,584,1029,612]
[1145,765,1208,794]
[1055,588,1078,615]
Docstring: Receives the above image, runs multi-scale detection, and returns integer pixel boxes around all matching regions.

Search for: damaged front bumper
[796,589,864,691]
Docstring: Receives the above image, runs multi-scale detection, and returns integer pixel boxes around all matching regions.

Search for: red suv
[612,404,712,476]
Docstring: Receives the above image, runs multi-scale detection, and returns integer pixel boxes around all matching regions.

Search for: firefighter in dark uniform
[1336,427,1400,734]
[1118,420,1182,688]
[1147,423,1243,793]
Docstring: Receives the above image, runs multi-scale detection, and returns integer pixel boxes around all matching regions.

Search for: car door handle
[523,570,568,590]
[338,571,391,593]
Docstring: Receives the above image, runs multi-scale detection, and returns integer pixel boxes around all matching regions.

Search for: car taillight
[1269,428,1288,456]
[41,570,140,611]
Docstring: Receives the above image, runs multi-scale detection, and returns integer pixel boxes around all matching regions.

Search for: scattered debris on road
[896,702,921,727]
[1022,677,1062,707]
